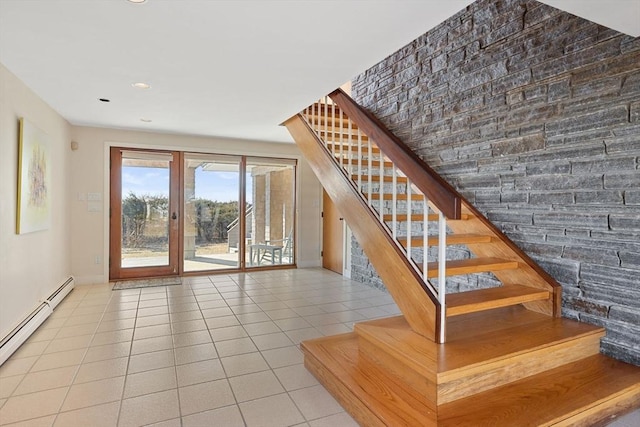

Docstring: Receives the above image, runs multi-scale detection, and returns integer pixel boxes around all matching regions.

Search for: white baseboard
[0,277,74,366]
[0,303,52,366]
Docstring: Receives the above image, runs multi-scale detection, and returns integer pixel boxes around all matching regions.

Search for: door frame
[322,189,345,275]
[107,145,299,281]
[109,147,181,280]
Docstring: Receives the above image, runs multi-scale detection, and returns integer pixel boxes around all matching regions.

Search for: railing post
[438,212,447,342]
[407,180,412,261]
[392,166,397,240]
[423,198,429,282]
[367,136,372,205]
[379,146,384,222]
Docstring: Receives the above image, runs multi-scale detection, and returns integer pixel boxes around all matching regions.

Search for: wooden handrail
[329,89,462,220]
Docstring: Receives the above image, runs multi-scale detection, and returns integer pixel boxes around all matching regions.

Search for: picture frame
[16,117,51,234]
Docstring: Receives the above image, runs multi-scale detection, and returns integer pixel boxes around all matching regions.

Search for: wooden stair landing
[301,309,640,426]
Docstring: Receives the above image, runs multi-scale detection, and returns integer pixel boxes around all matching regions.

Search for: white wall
[69,126,322,284]
[0,63,72,339]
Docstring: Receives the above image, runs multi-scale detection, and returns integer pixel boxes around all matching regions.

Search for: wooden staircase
[284,89,640,425]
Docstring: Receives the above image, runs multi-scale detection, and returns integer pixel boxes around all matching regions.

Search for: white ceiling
[1,0,638,144]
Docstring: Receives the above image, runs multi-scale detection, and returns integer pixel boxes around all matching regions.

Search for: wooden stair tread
[331,144,381,153]
[446,285,551,317]
[307,103,344,115]
[438,354,640,426]
[342,158,392,167]
[308,117,357,128]
[369,192,424,201]
[425,257,519,278]
[355,311,604,375]
[398,233,493,247]
[384,213,472,221]
[316,129,369,141]
[352,174,407,183]
[302,332,435,426]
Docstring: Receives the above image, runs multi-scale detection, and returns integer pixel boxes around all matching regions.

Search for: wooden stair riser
[437,354,640,426]
[302,348,387,427]
[302,336,438,426]
[354,314,606,404]
[358,336,437,406]
[437,332,603,404]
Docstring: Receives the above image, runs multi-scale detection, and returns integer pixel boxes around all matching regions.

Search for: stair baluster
[302,99,449,341]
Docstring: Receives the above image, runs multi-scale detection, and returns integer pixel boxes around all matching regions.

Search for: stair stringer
[284,114,441,341]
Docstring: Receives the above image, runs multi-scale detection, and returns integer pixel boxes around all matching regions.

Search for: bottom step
[302,332,640,427]
[438,354,640,426]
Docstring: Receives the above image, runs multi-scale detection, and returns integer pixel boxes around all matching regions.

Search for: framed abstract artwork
[16,118,51,234]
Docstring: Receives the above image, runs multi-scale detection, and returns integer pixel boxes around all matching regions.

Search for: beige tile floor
[0,267,638,427]
[0,268,395,426]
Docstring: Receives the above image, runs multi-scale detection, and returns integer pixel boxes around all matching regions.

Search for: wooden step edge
[439,324,605,380]
[302,333,437,426]
[307,116,354,126]
[369,193,424,201]
[441,310,606,375]
[383,213,473,221]
[437,354,640,426]
[397,234,494,247]
[336,158,393,169]
[354,314,606,387]
[437,330,604,404]
[425,257,519,278]
[353,175,408,183]
[316,129,369,139]
[446,285,551,317]
[331,145,381,153]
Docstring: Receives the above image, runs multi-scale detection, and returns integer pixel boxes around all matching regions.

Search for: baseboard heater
[0,276,75,366]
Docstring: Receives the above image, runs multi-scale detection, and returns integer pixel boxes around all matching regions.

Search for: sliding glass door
[110,149,296,280]
[183,154,241,272]
[109,148,180,279]
[245,158,296,268]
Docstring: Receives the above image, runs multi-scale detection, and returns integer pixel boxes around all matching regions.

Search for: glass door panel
[245,158,296,268]
[109,148,180,279]
[183,154,241,272]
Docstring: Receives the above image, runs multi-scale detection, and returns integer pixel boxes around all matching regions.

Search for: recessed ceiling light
[132,82,151,89]
[140,118,152,122]
[99,98,110,102]
[127,0,147,3]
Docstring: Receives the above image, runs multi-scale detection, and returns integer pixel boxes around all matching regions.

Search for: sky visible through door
[122,166,253,204]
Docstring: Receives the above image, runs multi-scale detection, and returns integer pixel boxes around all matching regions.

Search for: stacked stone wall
[351,0,640,364]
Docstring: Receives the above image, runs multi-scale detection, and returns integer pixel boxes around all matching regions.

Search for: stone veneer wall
[350,0,640,365]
